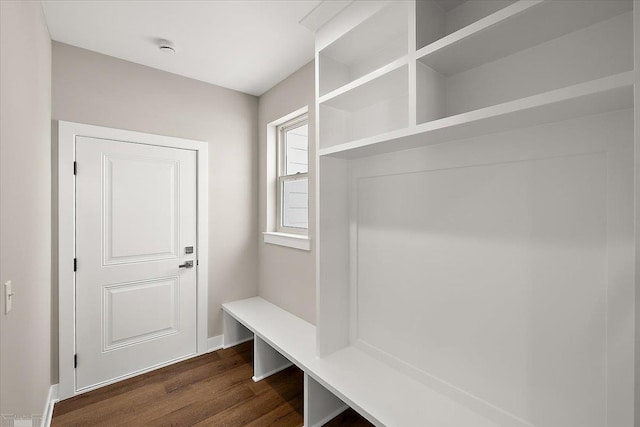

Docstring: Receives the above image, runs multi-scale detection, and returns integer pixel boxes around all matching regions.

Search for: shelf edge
[318,71,634,158]
[415,0,544,63]
[318,56,409,104]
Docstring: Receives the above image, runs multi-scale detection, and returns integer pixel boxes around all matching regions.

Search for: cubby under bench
[222,297,499,427]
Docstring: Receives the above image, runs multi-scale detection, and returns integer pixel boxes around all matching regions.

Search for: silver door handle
[179,260,194,268]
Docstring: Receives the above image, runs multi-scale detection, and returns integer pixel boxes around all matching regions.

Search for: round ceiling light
[158,39,175,54]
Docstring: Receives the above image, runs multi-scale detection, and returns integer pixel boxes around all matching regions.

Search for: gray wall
[52,43,259,359]
[0,0,53,417]
[258,61,316,324]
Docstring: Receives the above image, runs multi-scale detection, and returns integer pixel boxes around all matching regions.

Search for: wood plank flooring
[52,341,373,426]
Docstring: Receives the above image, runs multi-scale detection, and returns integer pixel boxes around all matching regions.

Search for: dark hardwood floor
[52,341,373,426]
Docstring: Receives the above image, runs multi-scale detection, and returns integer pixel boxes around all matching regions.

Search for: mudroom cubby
[416,0,633,124]
[315,1,638,425]
[318,1,409,98]
[318,64,409,149]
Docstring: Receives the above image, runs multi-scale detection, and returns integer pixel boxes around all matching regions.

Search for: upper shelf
[318,56,408,106]
[318,71,634,159]
[318,1,409,97]
[320,64,407,113]
[417,0,632,76]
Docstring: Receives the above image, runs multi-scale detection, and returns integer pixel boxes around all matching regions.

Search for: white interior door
[75,136,198,391]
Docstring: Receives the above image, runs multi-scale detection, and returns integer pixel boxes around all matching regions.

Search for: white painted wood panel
[442,11,633,116]
[443,0,516,35]
[317,157,351,356]
[75,136,198,392]
[320,71,633,159]
[253,335,292,382]
[417,0,631,75]
[223,297,504,426]
[418,1,518,51]
[319,66,409,149]
[222,311,253,348]
[103,154,179,264]
[304,373,348,427]
[104,278,178,350]
[314,1,637,425]
[57,121,209,400]
[318,1,409,96]
[351,110,634,426]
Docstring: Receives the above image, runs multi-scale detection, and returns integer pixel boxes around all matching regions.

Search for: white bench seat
[222,297,499,427]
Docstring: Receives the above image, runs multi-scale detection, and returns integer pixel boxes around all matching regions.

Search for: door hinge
[73,161,77,175]
[197,260,199,266]
[74,354,78,368]
[73,258,77,272]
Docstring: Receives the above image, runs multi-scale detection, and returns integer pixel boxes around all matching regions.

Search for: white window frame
[276,113,309,235]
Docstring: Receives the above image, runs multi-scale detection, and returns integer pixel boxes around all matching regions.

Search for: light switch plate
[4,280,12,314]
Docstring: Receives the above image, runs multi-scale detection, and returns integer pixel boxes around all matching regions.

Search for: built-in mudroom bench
[223,297,508,426]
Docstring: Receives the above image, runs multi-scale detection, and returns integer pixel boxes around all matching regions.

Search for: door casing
[57,121,209,400]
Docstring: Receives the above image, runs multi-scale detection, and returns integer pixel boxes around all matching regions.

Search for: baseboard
[41,384,59,427]
[222,336,253,349]
[207,335,224,352]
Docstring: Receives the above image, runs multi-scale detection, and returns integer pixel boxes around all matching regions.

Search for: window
[277,114,309,234]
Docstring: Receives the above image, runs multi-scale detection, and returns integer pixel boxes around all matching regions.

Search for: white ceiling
[41,0,323,96]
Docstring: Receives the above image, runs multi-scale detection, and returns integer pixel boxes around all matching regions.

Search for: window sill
[263,232,311,251]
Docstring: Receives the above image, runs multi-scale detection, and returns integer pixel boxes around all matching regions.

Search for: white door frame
[57,121,209,400]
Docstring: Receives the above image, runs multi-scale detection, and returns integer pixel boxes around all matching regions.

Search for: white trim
[268,106,310,128]
[57,121,209,400]
[222,336,254,349]
[276,112,310,235]
[318,56,409,105]
[222,310,254,348]
[41,384,59,427]
[266,106,310,234]
[263,232,311,251]
[207,335,224,353]
[299,0,353,33]
[251,362,294,382]
[318,71,634,158]
[304,372,349,427]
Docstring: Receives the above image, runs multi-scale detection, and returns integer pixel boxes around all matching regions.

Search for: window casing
[276,114,309,234]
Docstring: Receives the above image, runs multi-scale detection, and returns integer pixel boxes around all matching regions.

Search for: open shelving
[316,0,634,158]
[318,56,408,105]
[319,71,634,159]
[314,0,637,426]
[416,0,633,124]
[319,64,409,150]
[417,0,631,76]
[417,0,519,50]
[318,1,409,97]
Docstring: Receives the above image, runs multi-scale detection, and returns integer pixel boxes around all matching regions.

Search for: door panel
[103,277,179,351]
[75,136,197,391]
[104,155,179,264]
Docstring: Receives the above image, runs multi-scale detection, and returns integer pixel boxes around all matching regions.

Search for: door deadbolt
[179,260,194,269]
